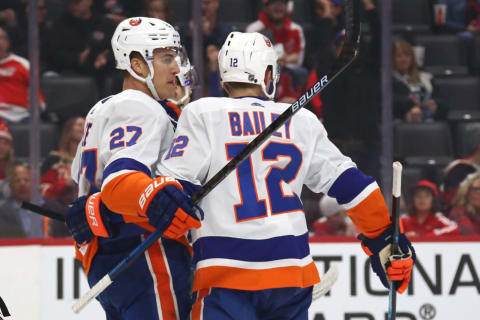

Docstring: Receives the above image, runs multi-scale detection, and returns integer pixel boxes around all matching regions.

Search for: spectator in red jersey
[443,142,480,210]
[449,173,480,235]
[0,26,46,123]
[40,117,84,205]
[246,0,306,102]
[312,195,356,237]
[401,180,459,237]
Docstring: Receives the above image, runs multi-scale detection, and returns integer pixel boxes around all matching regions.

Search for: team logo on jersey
[129,18,142,26]
[264,38,272,47]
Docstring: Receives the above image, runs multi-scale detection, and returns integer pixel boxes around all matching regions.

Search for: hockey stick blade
[73,0,361,313]
[312,264,339,301]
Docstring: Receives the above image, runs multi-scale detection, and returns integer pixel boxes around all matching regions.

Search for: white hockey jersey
[72,89,175,198]
[156,96,358,291]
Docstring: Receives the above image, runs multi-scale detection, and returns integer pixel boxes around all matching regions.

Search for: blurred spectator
[47,0,116,80]
[449,172,480,235]
[0,163,69,238]
[0,1,22,28]
[40,117,84,205]
[205,44,223,97]
[0,163,44,237]
[312,0,381,180]
[392,39,446,123]
[0,26,46,123]
[181,0,232,56]
[5,0,51,71]
[247,0,305,69]
[0,118,14,198]
[401,180,460,237]
[305,0,338,70]
[312,195,356,236]
[443,142,480,209]
[246,0,306,102]
[93,0,143,25]
[143,0,173,24]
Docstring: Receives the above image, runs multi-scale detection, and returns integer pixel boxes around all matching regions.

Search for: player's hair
[223,82,263,95]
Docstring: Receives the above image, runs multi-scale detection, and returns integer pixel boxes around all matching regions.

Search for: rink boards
[0,237,478,320]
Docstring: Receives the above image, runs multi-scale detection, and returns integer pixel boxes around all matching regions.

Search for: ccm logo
[87,194,99,227]
[139,177,177,210]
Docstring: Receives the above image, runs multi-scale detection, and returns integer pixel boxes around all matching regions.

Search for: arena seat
[454,122,480,158]
[218,0,256,25]
[9,123,60,159]
[170,0,191,25]
[40,76,98,123]
[433,76,480,120]
[414,34,466,67]
[392,0,431,33]
[394,122,454,164]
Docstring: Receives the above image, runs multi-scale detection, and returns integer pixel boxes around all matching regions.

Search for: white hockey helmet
[168,47,197,106]
[111,17,181,100]
[218,32,279,99]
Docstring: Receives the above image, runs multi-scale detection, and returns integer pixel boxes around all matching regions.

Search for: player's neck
[227,88,266,99]
[122,77,153,99]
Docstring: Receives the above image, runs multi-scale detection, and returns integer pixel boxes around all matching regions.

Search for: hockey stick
[312,264,339,301]
[21,201,66,222]
[70,0,361,313]
[388,162,403,320]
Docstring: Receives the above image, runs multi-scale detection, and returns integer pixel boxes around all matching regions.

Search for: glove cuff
[137,176,183,217]
[85,193,110,238]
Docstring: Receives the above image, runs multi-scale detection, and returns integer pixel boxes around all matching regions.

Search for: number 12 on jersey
[226,141,303,222]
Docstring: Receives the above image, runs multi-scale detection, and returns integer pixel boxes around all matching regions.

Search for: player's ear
[130,56,148,78]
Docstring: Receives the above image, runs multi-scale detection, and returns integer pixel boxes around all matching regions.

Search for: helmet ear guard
[218,32,280,99]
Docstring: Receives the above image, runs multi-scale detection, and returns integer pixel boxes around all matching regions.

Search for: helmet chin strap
[168,87,190,107]
[261,78,276,100]
[126,61,161,101]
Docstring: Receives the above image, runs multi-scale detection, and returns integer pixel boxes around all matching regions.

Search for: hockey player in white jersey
[67,17,201,320]
[157,31,416,319]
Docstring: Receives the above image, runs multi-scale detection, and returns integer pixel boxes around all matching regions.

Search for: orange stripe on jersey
[346,188,391,238]
[191,288,210,320]
[74,237,99,275]
[102,171,153,216]
[192,262,319,292]
[146,239,178,320]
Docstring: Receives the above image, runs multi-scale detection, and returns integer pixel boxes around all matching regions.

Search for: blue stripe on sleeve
[102,158,151,183]
[192,233,310,264]
[327,167,375,205]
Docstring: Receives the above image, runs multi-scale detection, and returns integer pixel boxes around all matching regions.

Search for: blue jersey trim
[327,167,375,205]
[102,158,152,184]
[192,233,310,264]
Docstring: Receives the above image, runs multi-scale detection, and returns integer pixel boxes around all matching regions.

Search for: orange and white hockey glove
[138,176,203,239]
[358,226,416,294]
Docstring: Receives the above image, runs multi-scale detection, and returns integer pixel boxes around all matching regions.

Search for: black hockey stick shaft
[21,201,66,222]
[388,162,403,320]
[72,0,361,312]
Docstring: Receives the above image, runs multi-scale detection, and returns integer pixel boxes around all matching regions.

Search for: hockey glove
[138,176,202,239]
[66,193,114,244]
[358,226,415,294]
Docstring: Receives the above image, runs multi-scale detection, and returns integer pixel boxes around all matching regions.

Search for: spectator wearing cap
[0,26,46,123]
[449,172,480,235]
[312,195,356,237]
[401,180,459,237]
[246,0,306,103]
